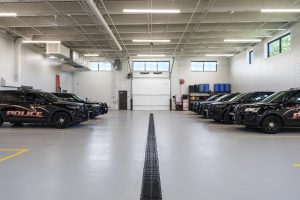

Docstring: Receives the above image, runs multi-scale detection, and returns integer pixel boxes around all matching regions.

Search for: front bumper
[235,111,261,127]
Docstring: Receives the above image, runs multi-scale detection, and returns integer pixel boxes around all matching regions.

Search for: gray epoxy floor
[1,110,300,200]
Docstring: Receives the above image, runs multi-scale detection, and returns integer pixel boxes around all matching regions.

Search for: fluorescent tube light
[0,13,17,17]
[84,54,99,57]
[123,9,180,14]
[205,54,234,57]
[224,39,262,43]
[23,40,61,44]
[49,56,57,59]
[137,54,166,57]
[133,39,170,43]
[261,9,300,13]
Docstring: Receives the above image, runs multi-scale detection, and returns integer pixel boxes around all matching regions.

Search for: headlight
[244,107,260,113]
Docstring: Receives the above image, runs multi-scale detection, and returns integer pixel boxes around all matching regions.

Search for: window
[191,61,217,72]
[133,61,170,72]
[90,62,112,71]
[0,91,20,102]
[249,50,254,64]
[268,33,291,57]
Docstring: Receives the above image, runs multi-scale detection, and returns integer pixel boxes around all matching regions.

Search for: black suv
[52,93,108,119]
[192,94,225,113]
[209,92,274,123]
[235,89,300,134]
[198,93,240,117]
[0,90,88,128]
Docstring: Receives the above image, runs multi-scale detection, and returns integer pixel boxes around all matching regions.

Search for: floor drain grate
[140,113,162,200]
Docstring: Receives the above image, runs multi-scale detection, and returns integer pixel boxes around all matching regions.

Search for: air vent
[46,43,70,59]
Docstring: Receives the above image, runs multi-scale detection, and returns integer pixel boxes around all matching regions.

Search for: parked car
[0,90,88,128]
[52,93,108,119]
[235,89,300,134]
[209,92,274,123]
[198,93,240,117]
[192,94,226,113]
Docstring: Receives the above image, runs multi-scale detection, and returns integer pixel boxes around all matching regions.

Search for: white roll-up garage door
[132,78,170,110]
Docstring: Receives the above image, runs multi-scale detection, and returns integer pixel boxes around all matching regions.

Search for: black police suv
[52,93,108,119]
[209,92,274,123]
[198,93,240,117]
[192,94,225,113]
[235,89,300,134]
[0,90,88,128]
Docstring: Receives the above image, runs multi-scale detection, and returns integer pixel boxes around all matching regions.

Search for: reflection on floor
[0,110,300,200]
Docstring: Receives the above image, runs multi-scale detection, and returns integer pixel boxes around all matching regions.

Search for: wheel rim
[266,119,279,132]
[56,116,66,126]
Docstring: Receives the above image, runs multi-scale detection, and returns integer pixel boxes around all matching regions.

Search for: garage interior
[1,0,300,200]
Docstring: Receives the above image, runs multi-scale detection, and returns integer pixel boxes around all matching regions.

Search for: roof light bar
[133,39,170,43]
[205,54,234,57]
[137,54,166,57]
[23,40,61,44]
[224,39,262,43]
[123,9,180,14]
[0,13,17,17]
[261,9,300,13]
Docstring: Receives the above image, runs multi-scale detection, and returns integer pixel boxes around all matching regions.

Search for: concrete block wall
[230,23,300,92]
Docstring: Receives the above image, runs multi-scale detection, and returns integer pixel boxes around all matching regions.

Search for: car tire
[261,116,282,134]
[0,115,3,127]
[52,112,71,129]
[223,112,233,124]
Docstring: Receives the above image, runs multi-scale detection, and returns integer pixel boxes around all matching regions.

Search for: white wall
[0,33,15,89]
[21,47,73,92]
[72,58,231,109]
[73,60,131,109]
[171,57,231,96]
[230,23,300,92]
[0,32,73,92]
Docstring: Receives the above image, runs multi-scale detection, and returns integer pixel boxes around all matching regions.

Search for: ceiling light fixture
[133,39,170,43]
[137,54,166,57]
[84,54,99,57]
[123,9,180,14]
[205,54,234,57]
[0,13,17,17]
[261,9,300,13]
[22,40,61,44]
[224,39,262,43]
[49,56,57,59]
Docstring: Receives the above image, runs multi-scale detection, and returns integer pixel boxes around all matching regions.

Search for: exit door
[119,91,127,110]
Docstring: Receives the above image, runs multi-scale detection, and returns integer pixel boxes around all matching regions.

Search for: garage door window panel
[90,62,112,71]
[133,62,146,71]
[146,62,158,72]
[157,62,170,72]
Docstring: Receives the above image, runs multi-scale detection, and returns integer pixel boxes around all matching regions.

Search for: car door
[283,91,300,126]
[20,92,50,121]
[1,91,22,121]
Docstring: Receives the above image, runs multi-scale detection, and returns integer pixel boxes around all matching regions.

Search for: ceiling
[0,0,300,58]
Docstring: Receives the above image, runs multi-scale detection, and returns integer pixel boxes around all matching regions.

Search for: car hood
[53,101,84,106]
[212,101,239,106]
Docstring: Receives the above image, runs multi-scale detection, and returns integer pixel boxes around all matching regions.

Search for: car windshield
[39,92,62,102]
[206,95,217,101]
[215,93,237,102]
[229,93,248,102]
[72,94,86,102]
[261,91,295,103]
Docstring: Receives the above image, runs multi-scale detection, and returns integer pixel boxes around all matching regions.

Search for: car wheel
[261,116,282,134]
[52,112,71,129]
[223,112,232,124]
[0,115,3,127]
